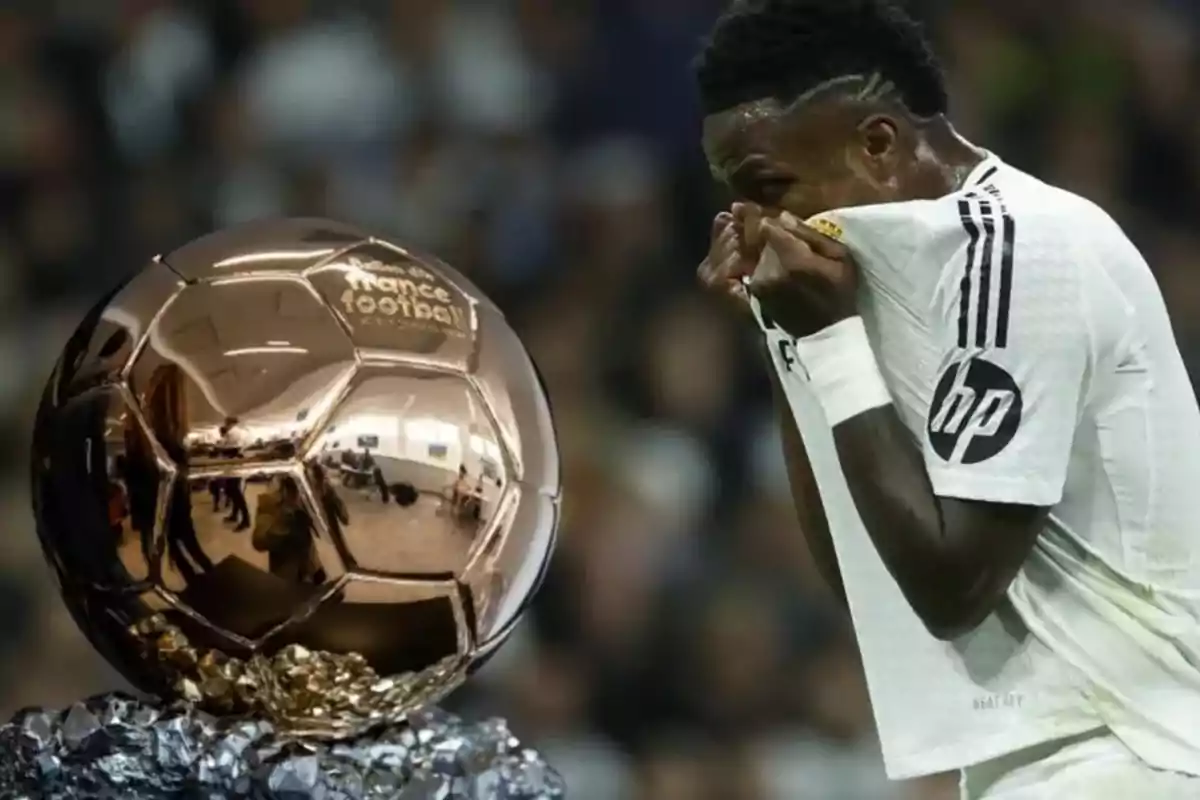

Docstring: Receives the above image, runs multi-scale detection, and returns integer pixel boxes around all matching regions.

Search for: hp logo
[927,357,1023,464]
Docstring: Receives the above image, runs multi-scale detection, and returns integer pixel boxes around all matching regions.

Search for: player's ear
[858,115,898,160]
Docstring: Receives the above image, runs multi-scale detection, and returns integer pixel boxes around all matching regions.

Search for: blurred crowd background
[1,1,1198,798]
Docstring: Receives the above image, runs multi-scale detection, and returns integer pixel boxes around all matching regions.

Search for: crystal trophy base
[0,693,565,799]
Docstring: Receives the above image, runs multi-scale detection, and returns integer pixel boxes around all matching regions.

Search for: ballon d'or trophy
[2,219,563,798]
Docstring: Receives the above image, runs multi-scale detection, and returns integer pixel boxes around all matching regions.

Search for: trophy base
[0,693,565,799]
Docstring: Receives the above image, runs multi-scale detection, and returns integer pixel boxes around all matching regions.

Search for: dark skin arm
[831,406,1043,639]
[700,210,848,608]
[708,211,1044,640]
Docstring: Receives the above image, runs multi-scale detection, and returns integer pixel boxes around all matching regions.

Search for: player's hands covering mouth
[698,202,859,338]
[696,207,755,314]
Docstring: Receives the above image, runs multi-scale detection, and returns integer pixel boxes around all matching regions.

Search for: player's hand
[748,211,860,338]
[696,207,759,315]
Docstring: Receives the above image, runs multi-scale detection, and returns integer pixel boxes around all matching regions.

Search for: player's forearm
[767,365,848,608]
[830,406,980,635]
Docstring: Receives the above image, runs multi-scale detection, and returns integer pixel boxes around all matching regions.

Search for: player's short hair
[694,0,948,117]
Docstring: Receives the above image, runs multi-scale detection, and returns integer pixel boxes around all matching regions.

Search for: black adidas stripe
[957,189,1014,349]
[974,198,996,347]
[956,198,983,348]
[973,165,998,186]
[989,188,1015,348]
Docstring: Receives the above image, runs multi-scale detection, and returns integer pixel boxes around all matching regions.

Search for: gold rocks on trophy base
[31,218,560,737]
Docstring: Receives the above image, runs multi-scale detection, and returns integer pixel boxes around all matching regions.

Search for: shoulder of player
[943,175,1139,354]
[924,176,1115,289]
[801,188,1049,254]
[951,170,1119,255]
[808,172,1132,280]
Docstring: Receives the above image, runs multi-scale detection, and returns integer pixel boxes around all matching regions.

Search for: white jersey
[756,153,1200,779]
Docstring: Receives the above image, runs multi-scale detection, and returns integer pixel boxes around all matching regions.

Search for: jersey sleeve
[919,196,1114,508]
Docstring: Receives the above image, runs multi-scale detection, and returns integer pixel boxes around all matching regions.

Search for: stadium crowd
[0,1,1197,797]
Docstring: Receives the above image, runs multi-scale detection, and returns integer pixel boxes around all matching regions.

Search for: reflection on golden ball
[31,218,560,735]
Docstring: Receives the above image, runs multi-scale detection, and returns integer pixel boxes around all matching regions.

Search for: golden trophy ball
[28,217,561,742]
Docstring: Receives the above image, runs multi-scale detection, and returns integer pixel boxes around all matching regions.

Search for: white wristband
[792,317,892,426]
